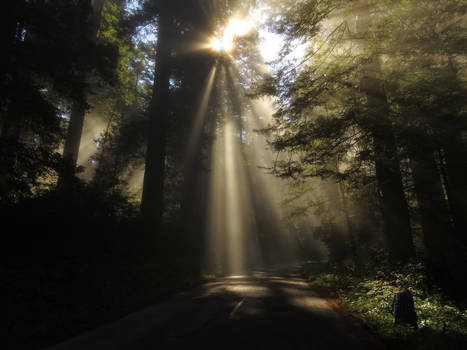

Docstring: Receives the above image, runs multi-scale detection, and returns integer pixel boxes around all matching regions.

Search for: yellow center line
[229,297,246,319]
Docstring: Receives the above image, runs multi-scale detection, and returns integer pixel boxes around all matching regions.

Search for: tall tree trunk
[442,138,467,245]
[178,1,218,264]
[140,10,172,235]
[409,146,454,261]
[59,0,106,186]
[365,74,415,263]
[90,0,106,36]
[357,2,415,263]
[438,59,467,248]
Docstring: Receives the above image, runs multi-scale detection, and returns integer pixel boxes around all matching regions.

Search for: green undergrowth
[303,260,467,350]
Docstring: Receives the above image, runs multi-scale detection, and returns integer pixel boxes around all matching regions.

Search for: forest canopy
[1,0,466,289]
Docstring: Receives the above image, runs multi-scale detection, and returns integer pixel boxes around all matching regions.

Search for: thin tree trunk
[90,0,106,37]
[140,10,172,235]
[442,140,467,244]
[63,102,86,165]
[338,180,360,268]
[60,101,86,185]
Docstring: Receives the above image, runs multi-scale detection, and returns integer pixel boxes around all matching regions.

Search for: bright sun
[208,18,254,53]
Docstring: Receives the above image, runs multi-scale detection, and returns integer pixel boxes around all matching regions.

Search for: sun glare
[208,36,234,53]
[208,18,254,53]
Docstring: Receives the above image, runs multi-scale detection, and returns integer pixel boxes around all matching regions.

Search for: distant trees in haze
[0,0,119,201]
[259,0,466,280]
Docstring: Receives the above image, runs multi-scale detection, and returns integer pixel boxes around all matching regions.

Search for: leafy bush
[303,261,467,350]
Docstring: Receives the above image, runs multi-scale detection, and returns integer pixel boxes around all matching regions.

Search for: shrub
[303,261,467,350]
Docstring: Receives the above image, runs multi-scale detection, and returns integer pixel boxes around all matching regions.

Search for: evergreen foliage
[2,0,466,348]
[257,0,467,268]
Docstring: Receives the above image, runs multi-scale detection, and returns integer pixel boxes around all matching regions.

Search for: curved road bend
[45,265,383,350]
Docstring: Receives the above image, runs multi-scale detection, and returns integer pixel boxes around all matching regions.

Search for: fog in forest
[2,1,466,348]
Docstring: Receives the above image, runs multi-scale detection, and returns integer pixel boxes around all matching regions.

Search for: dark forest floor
[4,254,210,350]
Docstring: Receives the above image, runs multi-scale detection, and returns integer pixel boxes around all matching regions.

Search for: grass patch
[303,260,467,350]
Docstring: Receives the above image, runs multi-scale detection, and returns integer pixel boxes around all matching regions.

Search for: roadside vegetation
[303,259,467,350]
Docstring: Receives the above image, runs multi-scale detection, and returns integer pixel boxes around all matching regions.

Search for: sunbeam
[224,120,246,273]
[184,64,218,161]
[205,60,300,274]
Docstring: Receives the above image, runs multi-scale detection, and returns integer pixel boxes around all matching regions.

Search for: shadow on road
[46,265,383,350]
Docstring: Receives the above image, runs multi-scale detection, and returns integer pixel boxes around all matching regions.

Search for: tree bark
[140,10,172,235]
[356,2,415,263]
[365,76,415,263]
[179,63,215,262]
[409,146,454,261]
[59,0,106,186]
[178,2,219,263]
[60,101,86,185]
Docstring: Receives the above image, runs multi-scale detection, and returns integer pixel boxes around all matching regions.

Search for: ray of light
[184,64,217,161]
[206,132,227,272]
[206,65,264,274]
[224,120,246,273]
[225,63,301,263]
[126,163,145,194]
[76,110,107,181]
[206,65,229,272]
[203,8,330,272]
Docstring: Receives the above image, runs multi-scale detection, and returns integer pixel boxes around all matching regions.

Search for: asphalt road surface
[45,265,382,350]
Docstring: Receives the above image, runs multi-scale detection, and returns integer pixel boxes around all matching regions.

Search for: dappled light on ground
[45,266,380,350]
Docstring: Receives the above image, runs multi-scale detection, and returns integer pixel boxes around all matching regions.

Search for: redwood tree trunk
[59,0,106,186]
[59,102,86,187]
[409,147,453,261]
[62,102,86,169]
[357,2,415,263]
[140,10,172,235]
[365,77,415,263]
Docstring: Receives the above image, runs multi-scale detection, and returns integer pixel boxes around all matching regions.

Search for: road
[45,265,382,350]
